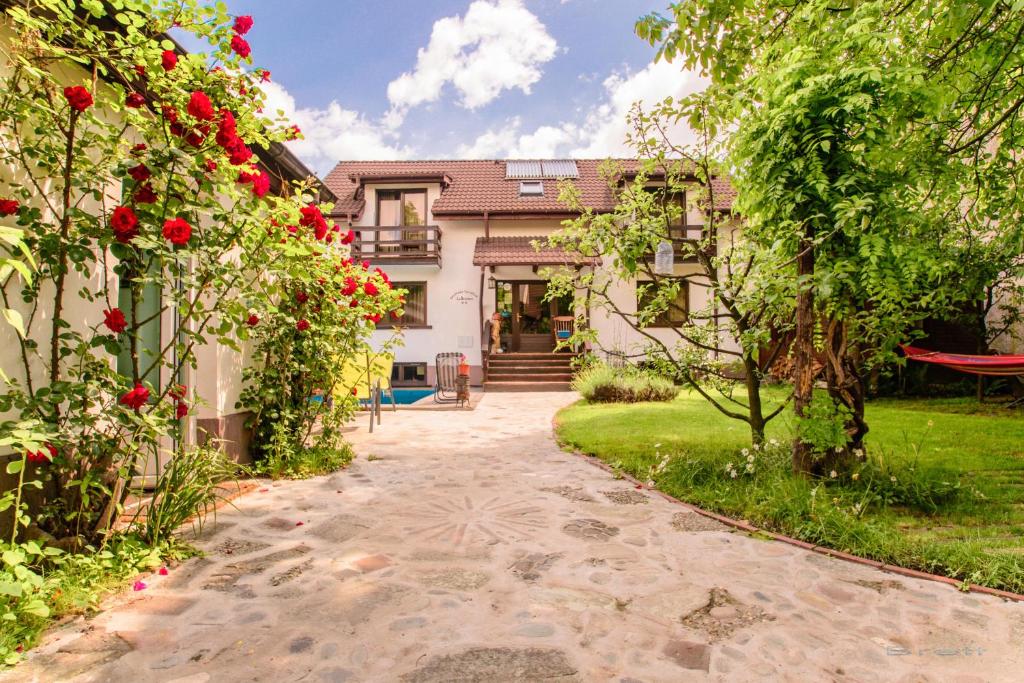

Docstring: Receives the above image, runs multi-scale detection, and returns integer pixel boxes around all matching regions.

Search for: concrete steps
[484,353,576,392]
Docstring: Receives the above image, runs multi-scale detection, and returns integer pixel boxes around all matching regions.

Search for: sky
[179,0,706,175]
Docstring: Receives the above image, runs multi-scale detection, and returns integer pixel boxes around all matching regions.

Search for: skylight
[519,181,544,197]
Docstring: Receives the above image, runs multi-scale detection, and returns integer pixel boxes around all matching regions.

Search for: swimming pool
[379,388,434,405]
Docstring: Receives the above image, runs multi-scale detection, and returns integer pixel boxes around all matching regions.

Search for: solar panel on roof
[505,160,543,178]
[540,160,578,178]
[504,160,579,179]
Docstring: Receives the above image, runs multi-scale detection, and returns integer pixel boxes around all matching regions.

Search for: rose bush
[0,2,392,654]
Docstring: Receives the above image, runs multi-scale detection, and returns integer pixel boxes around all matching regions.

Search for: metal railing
[352,225,442,265]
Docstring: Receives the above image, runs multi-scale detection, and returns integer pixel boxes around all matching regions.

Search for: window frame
[636,279,689,328]
[381,280,429,328]
[375,188,428,227]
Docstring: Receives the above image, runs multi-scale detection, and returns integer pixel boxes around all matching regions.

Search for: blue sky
[183,1,705,174]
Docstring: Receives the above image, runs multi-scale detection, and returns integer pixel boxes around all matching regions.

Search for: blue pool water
[378,388,434,405]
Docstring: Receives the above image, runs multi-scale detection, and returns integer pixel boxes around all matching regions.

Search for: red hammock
[900,345,1024,377]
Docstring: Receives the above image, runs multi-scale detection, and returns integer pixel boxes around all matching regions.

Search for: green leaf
[6,459,23,475]
[3,308,25,337]
[20,599,50,618]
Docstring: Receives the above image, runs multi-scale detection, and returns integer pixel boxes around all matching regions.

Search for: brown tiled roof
[472,236,600,267]
[323,159,735,219]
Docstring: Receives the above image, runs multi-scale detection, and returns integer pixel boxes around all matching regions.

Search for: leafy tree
[638,0,1024,473]
[549,99,790,444]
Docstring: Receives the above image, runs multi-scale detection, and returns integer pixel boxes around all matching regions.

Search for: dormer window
[519,180,543,197]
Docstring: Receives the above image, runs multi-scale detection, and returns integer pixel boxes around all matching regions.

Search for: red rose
[295,291,309,304]
[185,124,210,147]
[134,64,146,77]
[260,70,271,83]
[161,50,178,71]
[110,206,139,243]
[103,307,128,333]
[251,170,269,197]
[230,35,251,59]
[125,92,146,108]
[341,229,355,245]
[0,199,19,216]
[63,85,93,112]
[237,169,270,197]
[296,319,310,332]
[26,443,57,463]
[233,15,254,34]
[175,401,188,419]
[131,143,147,155]
[133,183,157,204]
[364,281,379,296]
[341,277,358,296]
[225,138,252,165]
[162,103,179,124]
[187,91,215,121]
[168,384,186,401]
[162,217,192,246]
[246,314,259,326]
[349,299,359,308]
[128,163,151,182]
[216,109,237,145]
[365,313,382,324]
[288,125,301,140]
[120,383,150,410]
[170,122,185,138]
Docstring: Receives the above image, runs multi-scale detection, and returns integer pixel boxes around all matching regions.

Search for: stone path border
[553,417,1024,604]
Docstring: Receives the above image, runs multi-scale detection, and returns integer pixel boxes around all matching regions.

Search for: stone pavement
[7,393,1024,682]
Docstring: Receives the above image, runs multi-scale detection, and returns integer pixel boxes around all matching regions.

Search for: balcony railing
[352,225,441,266]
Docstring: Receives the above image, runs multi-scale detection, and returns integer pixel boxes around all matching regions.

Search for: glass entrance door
[494,281,573,352]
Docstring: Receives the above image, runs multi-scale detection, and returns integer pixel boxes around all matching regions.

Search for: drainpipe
[483,211,490,239]
[479,266,487,381]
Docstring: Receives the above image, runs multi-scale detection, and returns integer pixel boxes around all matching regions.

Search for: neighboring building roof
[324,160,735,219]
[472,236,600,267]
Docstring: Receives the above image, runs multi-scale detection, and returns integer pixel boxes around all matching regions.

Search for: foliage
[133,444,238,547]
[1,534,168,665]
[572,361,678,403]
[0,0,391,557]
[556,389,1024,592]
[238,242,403,471]
[548,100,790,443]
[637,0,1024,472]
[253,438,355,480]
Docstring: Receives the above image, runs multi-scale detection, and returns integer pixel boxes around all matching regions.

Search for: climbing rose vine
[0,1,396,553]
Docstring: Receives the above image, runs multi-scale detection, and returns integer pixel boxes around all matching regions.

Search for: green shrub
[253,425,354,480]
[572,363,678,403]
[132,445,240,547]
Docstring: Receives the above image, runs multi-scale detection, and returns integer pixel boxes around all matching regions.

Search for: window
[385,282,427,327]
[392,362,428,387]
[636,281,688,327]
[642,187,702,241]
[519,180,544,197]
[376,189,427,253]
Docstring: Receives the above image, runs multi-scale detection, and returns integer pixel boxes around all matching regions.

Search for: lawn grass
[555,387,1024,593]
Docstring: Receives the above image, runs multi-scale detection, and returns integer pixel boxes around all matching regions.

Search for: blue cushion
[556,330,571,339]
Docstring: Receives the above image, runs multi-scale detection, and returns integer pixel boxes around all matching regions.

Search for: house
[323,159,738,391]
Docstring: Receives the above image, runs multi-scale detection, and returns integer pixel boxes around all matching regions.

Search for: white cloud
[385,0,557,126]
[457,59,708,159]
[260,81,411,174]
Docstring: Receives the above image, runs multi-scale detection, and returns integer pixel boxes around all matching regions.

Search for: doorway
[494,280,573,352]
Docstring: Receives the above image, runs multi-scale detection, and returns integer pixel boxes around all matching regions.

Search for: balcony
[352,225,442,266]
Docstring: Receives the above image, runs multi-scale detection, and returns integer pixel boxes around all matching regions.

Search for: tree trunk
[743,356,766,444]
[792,225,816,474]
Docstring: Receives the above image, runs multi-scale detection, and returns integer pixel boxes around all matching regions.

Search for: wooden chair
[552,316,575,351]
[434,352,461,403]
